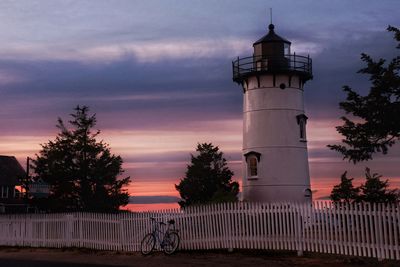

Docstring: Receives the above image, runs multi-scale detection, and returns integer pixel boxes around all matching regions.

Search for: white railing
[0,201,399,260]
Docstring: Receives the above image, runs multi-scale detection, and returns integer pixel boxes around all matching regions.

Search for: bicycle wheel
[140,233,156,255]
[163,232,180,255]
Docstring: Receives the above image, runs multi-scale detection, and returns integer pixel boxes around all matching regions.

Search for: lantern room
[232,24,312,84]
[253,24,291,58]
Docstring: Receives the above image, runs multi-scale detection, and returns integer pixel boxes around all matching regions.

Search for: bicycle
[140,217,180,255]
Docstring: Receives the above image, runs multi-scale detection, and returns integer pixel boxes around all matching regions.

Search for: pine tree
[330,171,360,204]
[328,26,400,162]
[33,106,130,212]
[359,168,398,204]
[175,143,239,207]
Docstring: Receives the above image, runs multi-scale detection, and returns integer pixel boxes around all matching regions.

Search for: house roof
[0,156,26,185]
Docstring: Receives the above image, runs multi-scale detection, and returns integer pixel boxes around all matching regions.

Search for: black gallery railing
[232,54,312,82]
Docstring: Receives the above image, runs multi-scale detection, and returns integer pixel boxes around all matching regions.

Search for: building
[232,23,313,203]
[0,155,26,212]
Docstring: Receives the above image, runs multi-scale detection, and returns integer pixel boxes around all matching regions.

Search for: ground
[0,247,398,267]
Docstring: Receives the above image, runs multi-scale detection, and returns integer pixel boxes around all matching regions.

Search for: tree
[330,168,398,204]
[358,168,398,204]
[330,171,360,204]
[32,106,130,212]
[328,26,400,163]
[175,143,239,207]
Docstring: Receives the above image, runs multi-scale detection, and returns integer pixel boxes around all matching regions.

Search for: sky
[0,0,399,211]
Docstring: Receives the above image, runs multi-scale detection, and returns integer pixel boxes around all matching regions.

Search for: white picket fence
[0,201,399,260]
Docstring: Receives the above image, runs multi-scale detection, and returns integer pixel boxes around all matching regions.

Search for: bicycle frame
[150,218,175,248]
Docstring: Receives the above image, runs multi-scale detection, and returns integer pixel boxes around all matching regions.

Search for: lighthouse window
[299,120,306,140]
[248,156,258,177]
[296,114,308,141]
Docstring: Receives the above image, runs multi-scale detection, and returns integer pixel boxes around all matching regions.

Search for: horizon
[1,1,399,211]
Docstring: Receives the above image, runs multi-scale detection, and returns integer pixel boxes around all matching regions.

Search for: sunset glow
[1,1,399,211]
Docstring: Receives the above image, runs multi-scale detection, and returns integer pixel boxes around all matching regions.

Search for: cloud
[291,41,324,56]
[307,119,342,143]
[0,136,47,159]
[102,120,242,156]
[81,91,231,102]
[81,38,252,63]
[0,68,28,85]
[0,36,325,65]
[0,38,252,64]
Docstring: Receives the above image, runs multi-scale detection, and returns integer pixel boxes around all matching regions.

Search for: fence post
[119,213,125,251]
[41,216,45,247]
[79,213,83,247]
[65,214,74,247]
[294,203,303,256]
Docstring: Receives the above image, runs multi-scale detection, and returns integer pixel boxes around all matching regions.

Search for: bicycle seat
[168,219,175,225]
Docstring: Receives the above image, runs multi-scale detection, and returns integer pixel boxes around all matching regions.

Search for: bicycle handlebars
[150,217,174,225]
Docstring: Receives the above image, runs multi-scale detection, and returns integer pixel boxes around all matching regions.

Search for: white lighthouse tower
[233,23,313,203]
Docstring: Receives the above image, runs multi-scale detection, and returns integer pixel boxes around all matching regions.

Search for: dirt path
[0,248,398,267]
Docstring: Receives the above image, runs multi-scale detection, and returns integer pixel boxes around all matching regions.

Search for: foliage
[175,143,239,207]
[330,168,398,204]
[330,171,360,204]
[358,168,398,204]
[328,26,400,163]
[32,106,130,212]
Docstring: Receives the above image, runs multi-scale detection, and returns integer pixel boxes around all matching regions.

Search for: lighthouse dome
[253,24,291,45]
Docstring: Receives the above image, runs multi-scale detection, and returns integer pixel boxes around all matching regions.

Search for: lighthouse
[232,23,313,203]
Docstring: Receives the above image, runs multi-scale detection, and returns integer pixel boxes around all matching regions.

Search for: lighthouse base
[242,184,312,203]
